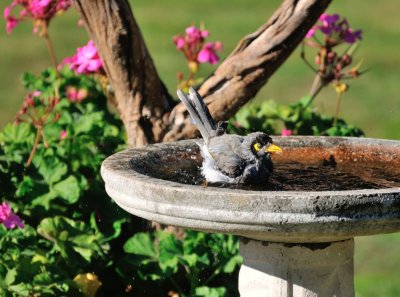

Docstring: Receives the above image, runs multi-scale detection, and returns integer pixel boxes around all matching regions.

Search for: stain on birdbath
[101,136,400,297]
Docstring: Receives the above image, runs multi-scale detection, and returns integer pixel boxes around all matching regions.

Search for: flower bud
[334,71,342,80]
[341,54,352,66]
[314,55,321,65]
[188,61,199,74]
[176,72,184,82]
[326,51,337,63]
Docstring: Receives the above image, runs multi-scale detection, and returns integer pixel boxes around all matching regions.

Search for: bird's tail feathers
[177,87,216,141]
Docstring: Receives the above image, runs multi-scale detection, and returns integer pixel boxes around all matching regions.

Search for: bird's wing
[177,88,216,142]
[207,135,245,178]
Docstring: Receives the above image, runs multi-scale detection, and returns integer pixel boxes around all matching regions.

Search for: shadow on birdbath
[101,136,400,297]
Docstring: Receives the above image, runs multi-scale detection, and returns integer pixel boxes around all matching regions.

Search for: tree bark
[164,0,331,141]
[73,0,331,146]
[73,0,174,147]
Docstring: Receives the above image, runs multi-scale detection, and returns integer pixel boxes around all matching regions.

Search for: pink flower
[305,26,317,39]
[0,202,24,229]
[3,0,71,34]
[4,6,19,34]
[66,86,88,102]
[305,13,362,44]
[66,40,104,75]
[342,28,362,44]
[319,13,340,34]
[197,42,222,64]
[281,128,293,137]
[173,36,185,50]
[173,25,221,65]
[60,130,67,139]
[185,26,209,43]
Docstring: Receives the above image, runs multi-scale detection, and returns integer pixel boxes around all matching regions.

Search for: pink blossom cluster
[4,0,72,34]
[15,90,60,125]
[62,40,104,75]
[66,86,88,102]
[306,13,362,44]
[173,26,222,65]
[0,202,24,229]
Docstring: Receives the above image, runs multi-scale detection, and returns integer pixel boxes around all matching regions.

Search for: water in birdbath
[131,145,400,191]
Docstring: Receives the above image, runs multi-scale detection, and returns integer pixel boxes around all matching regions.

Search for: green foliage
[0,68,131,296]
[0,225,81,296]
[119,230,241,297]
[228,96,364,137]
[0,68,242,296]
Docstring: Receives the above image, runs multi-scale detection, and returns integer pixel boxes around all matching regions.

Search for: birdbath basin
[101,136,400,296]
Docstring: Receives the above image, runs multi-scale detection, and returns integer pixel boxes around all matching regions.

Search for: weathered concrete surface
[101,136,400,243]
[239,239,354,297]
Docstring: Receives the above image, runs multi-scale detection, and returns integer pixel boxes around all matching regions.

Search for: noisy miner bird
[177,87,282,184]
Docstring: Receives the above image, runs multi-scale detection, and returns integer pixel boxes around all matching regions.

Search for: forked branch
[73,0,331,146]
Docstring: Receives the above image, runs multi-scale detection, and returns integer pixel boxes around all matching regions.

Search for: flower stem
[304,75,325,109]
[42,25,59,76]
[333,91,343,127]
[26,126,43,167]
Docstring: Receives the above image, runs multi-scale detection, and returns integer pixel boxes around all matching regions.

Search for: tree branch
[73,0,174,147]
[73,0,331,146]
[164,0,331,141]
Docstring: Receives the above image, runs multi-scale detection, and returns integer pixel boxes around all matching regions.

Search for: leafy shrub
[0,68,242,296]
[228,96,364,137]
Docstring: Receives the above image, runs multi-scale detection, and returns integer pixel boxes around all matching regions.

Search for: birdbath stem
[238,239,354,297]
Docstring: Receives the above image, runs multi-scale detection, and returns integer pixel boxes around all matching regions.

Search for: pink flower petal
[281,128,293,136]
[0,202,24,229]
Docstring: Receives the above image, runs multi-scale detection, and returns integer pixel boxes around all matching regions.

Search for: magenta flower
[342,27,362,44]
[281,128,293,137]
[4,6,19,33]
[173,25,222,66]
[0,202,24,229]
[4,0,72,34]
[306,13,362,44]
[319,13,340,35]
[64,40,104,75]
[185,26,209,44]
[197,42,222,64]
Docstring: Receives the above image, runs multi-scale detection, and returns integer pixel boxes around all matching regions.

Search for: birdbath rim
[101,136,400,243]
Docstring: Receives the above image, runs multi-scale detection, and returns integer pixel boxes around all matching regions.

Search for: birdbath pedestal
[101,136,400,297]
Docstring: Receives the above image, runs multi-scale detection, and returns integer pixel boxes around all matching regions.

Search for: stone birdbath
[101,136,400,297]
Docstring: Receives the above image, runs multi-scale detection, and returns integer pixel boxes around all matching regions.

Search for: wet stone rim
[101,136,400,243]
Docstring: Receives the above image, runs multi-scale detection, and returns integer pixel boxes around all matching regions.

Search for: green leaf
[157,231,182,272]
[0,123,33,144]
[31,191,58,210]
[123,233,157,258]
[7,283,30,296]
[195,286,227,297]
[223,255,242,273]
[37,216,107,264]
[53,175,81,204]
[74,112,103,135]
[4,268,16,286]
[15,176,35,197]
[34,156,67,184]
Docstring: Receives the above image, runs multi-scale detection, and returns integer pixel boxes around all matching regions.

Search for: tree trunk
[73,0,331,146]
[73,0,174,147]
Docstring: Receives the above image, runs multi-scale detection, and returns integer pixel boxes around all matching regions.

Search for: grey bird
[177,87,282,184]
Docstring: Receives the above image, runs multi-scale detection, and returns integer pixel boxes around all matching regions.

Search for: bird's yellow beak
[265,144,283,154]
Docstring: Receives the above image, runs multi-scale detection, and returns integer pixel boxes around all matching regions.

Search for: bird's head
[247,132,282,158]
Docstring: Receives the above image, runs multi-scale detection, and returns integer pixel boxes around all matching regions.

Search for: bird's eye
[253,143,261,152]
